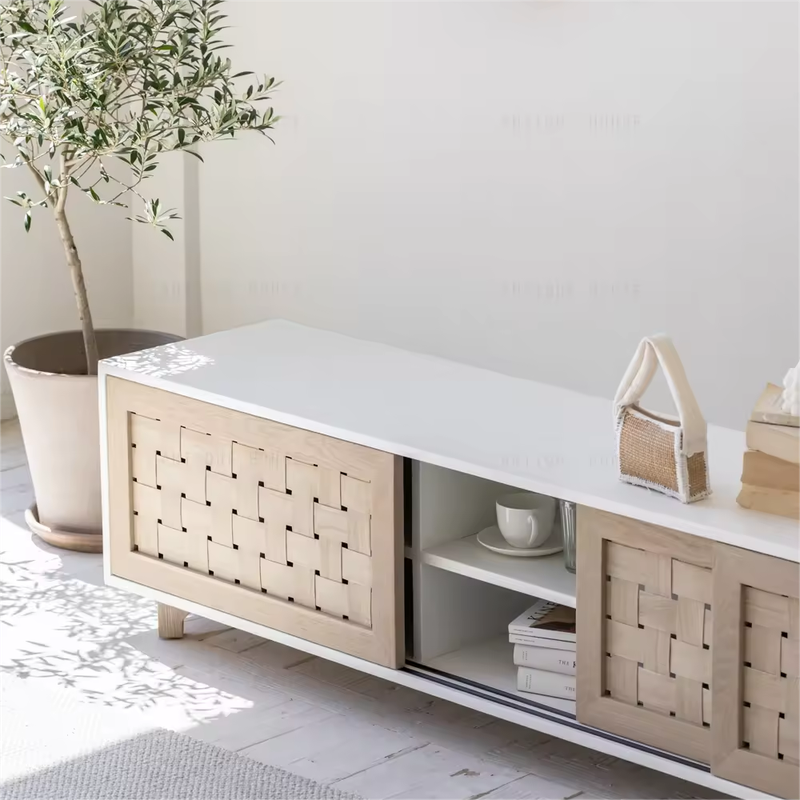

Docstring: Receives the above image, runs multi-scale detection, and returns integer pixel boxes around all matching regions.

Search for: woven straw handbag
[613,334,711,503]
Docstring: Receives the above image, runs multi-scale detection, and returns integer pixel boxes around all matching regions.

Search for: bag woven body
[613,335,711,503]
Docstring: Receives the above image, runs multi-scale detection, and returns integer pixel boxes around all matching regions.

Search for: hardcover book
[513,644,576,675]
[517,666,576,699]
[745,421,800,465]
[508,634,576,651]
[741,449,800,493]
[508,600,576,643]
[736,483,799,520]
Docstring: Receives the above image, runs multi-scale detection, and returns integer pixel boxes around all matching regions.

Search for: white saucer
[476,525,564,557]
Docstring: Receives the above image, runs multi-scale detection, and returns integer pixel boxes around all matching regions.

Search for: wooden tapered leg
[157,603,189,639]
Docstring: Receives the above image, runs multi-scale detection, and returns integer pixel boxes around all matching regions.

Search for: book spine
[513,645,576,674]
[508,628,576,643]
[508,634,576,651]
[746,421,800,465]
[742,450,800,491]
[736,484,800,520]
[517,667,576,699]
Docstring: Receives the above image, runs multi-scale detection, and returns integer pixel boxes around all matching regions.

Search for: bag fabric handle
[613,334,707,456]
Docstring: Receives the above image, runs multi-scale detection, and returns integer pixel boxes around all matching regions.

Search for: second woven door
[576,507,713,763]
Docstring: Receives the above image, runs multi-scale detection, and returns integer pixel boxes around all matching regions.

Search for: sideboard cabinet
[100,320,799,799]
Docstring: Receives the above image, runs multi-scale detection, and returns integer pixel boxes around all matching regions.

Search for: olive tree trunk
[53,192,99,375]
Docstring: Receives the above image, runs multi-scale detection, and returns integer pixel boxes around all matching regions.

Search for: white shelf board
[100,319,800,562]
[423,635,575,715]
[421,534,576,607]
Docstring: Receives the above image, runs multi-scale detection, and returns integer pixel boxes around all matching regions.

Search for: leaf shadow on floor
[0,548,252,725]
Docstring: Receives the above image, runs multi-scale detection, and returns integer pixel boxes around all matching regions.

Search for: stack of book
[737,384,799,520]
[508,600,576,712]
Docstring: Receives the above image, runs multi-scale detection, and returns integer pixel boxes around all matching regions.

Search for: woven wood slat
[130,411,376,629]
[232,442,285,493]
[606,655,637,704]
[181,427,232,475]
[782,637,800,677]
[347,582,372,627]
[341,474,371,512]
[259,487,294,536]
[260,558,316,608]
[644,627,671,675]
[676,675,703,725]
[672,560,712,605]
[131,413,180,463]
[703,608,713,648]
[779,716,799,763]
[702,687,711,725]
[159,523,209,573]
[742,586,800,766]
[744,705,779,759]
[607,577,638,627]
[602,540,713,728]
[676,596,705,647]
[230,514,266,554]
[637,667,674,713]
[286,529,320,571]
[133,515,158,557]
[132,445,157,488]
[637,591,675,633]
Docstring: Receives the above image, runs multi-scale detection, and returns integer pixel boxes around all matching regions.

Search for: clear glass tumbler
[560,500,577,574]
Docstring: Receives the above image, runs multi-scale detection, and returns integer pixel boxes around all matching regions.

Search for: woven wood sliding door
[106,377,403,668]
[711,545,799,799]
[576,507,714,763]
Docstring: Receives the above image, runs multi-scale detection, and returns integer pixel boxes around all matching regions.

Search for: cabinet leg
[157,604,189,639]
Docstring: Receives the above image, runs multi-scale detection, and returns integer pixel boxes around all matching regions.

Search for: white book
[519,694,576,715]
[517,666,576,700]
[509,634,576,651]
[508,600,576,643]
[513,644,576,675]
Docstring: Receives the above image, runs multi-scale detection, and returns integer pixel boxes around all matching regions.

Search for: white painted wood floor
[0,419,724,799]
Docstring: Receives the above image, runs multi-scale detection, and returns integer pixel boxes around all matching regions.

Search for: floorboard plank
[479,773,583,799]
[240,714,425,783]
[202,628,269,653]
[333,743,526,799]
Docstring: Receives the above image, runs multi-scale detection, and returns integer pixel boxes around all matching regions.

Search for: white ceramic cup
[495,492,557,549]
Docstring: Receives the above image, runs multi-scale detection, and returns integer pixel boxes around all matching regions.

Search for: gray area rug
[1,728,360,800]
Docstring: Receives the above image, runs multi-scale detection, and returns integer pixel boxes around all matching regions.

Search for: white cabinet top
[101,320,799,562]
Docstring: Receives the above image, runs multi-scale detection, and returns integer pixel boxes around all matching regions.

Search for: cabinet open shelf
[420,533,577,607]
[422,635,576,716]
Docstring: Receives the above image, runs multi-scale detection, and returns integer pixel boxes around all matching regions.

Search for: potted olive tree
[1,0,277,551]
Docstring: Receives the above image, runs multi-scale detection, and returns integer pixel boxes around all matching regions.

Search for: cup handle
[527,512,537,542]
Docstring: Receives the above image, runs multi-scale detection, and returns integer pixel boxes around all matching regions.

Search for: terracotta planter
[4,329,181,552]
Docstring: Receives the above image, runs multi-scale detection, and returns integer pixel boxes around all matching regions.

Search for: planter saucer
[476,525,563,557]
[25,504,103,553]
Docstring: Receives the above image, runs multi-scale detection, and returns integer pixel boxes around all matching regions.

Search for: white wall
[192,1,798,430]
[0,146,134,418]
[131,154,202,339]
